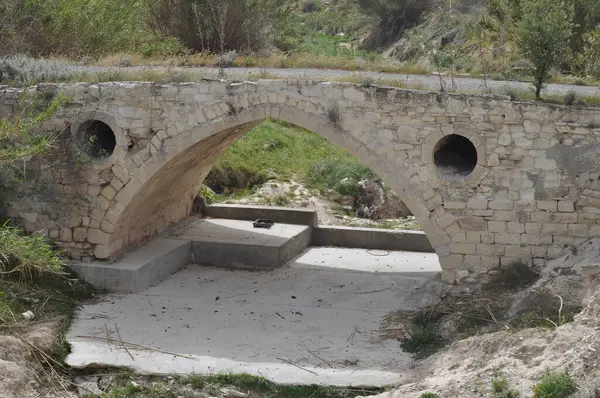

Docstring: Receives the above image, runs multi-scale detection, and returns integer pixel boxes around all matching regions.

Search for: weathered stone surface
[3,80,600,287]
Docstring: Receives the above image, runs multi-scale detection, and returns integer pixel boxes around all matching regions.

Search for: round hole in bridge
[78,120,116,158]
[433,134,477,178]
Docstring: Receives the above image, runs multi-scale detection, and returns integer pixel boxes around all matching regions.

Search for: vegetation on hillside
[205,119,375,197]
[0,0,597,90]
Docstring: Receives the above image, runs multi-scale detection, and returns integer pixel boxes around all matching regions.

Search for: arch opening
[97,110,446,272]
[77,120,116,158]
[433,134,477,178]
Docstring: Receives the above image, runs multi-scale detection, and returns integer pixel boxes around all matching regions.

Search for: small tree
[517,0,573,99]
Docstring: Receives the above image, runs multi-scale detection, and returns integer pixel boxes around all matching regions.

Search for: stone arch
[91,87,449,273]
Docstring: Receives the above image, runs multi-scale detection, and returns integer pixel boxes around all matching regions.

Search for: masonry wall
[1,80,600,290]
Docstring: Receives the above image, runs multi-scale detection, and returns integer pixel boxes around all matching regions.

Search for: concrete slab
[69,238,191,293]
[176,219,311,269]
[289,247,441,277]
[67,257,442,387]
[206,204,318,226]
[312,226,434,253]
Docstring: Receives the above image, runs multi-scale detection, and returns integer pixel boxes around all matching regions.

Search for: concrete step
[176,218,312,269]
[69,238,191,293]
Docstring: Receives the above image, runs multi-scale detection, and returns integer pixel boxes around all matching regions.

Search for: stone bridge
[2,79,600,287]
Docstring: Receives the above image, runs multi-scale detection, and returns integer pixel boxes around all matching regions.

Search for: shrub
[302,0,320,13]
[358,0,437,49]
[493,375,521,397]
[532,371,577,398]
[420,393,439,398]
[309,157,375,196]
[0,224,64,281]
[400,317,445,359]
[517,0,573,99]
[0,55,75,85]
[148,0,288,53]
[215,51,238,68]
[0,0,147,57]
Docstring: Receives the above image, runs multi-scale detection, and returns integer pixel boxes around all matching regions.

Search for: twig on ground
[105,323,112,352]
[485,303,501,328]
[276,357,318,376]
[275,312,286,320]
[544,318,559,328]
[553,293,564,324]
[302,345,335,369]
[75,335,195,359]
[355,287,391,295]
[114,323,134,361]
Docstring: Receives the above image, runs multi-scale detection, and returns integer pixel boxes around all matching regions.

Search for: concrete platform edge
[69,238,191,293]
[206,204,318,226]
[312,226,434,253]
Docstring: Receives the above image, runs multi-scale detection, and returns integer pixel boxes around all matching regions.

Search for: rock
[220,388,248,398]
[77,381,102,397]
[354,179,412,219]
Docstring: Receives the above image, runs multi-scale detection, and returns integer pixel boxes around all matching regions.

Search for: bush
[309,157,375,196]
[0,55,75,85]
[532,371,578,398]
[0,224,64,281]
[420,393,439,398]
[148,0,288,53]
[0,0,147,57]
[215,51,238,68]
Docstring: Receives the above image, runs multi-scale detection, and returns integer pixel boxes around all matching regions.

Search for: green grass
[205,119,375,196]
[420,393,440,398]
[400,315,445,359]
[492,375,520,398]
[106,373,385,398]
[532,371,578,398]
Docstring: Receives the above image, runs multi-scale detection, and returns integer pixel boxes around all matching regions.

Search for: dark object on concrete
[312,226,433,253]
[253,219,274,229]
[206,204,318,226]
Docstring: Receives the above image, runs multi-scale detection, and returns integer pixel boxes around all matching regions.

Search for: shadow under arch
[96,103,446,269]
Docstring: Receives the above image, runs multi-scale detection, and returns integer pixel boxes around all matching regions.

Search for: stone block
[495,233,521,244]
[459,216,486,231]
[489,200,513,210]
[506,222,525,234]
[59,228,72,242]
[440,254,464,270]
[477,243,505,256]
[494,210,517,221]
[73,227,88,242]
[487,221,506,233]
[557,200,575,213]
[87,229,110,245]
[537,200,558,211]
[467,198,488,210]
[452,242,477,255]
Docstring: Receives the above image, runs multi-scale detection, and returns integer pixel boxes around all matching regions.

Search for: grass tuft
[532,371,578,398]
[400,314,445,359]
[0,224,64,281]
[492,375,520,397]
[420,393,440,398]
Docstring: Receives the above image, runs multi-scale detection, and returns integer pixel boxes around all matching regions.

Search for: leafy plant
[517,0,573,99]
